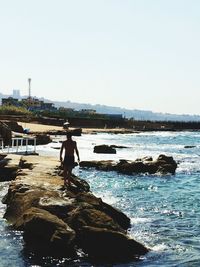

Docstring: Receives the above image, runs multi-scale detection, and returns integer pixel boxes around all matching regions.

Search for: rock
[100,201,131,230]
[156,154,177,174]
[94,145,117,154]
[3,185,61,224]
[74,192,130,230]
[67,206,123,233]
[14,207,76,256]
[35,134,52,145]
[0,121,12,146]
[115,161,148,174]
[80,154,177,175]
[38,196,76,220]
[0,154,21,181]
[70,174,90,192]
[4,121,24,133]
[78,226,149,263]
[184,145,196,149]
[2,155,148,263]
[80,160,115,170]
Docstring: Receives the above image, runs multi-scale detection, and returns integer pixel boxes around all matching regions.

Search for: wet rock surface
[1,155,148,263]
[80,154,177,175]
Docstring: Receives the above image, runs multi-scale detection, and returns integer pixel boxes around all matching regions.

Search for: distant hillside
[53,100,200,122]
[1,92,200,122]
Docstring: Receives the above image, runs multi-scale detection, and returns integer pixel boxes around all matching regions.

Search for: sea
[0,130,200,267]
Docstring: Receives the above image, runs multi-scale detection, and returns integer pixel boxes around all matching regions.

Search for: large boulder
[79,226,149,263]
[3,185,61,224]
[75,192,131,230]
[14,207,76,256]
[35,134,52,145]
[67,206,123,233]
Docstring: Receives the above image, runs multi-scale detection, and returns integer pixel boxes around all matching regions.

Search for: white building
[12,89,21,99]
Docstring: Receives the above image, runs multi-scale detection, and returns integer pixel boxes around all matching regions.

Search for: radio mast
[28,78,31,98]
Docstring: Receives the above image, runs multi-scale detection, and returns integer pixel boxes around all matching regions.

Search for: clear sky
[0,0,200,115]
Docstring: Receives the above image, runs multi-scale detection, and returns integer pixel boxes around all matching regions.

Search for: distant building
[12,89,21,99]
[21,97,56,111]
[80,109,96,114]
[2,96,56,111]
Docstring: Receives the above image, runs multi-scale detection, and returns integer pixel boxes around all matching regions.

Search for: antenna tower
[28,78,31,98]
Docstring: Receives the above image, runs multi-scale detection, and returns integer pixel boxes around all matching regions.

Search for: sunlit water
[1,131,200,266]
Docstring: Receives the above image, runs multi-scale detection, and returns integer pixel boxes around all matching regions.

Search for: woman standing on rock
[60,132,80,187]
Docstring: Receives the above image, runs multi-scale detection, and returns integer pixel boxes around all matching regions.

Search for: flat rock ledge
[1,154,148,263]
[80,154,178,175]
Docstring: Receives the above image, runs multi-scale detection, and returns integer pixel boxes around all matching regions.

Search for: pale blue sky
[0,0,200,114]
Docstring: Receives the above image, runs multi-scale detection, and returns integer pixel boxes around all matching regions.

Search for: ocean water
[1,131,200,266]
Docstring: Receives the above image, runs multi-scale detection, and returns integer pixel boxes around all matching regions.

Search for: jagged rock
[70,174,90,192]
[14,207,76,256]
[67,206,123,233]
[3,185,61,224]
[80,154,177,175]
[94,145,117,154]
[75,192,131,230]
[78,226,149,263]
[79,160,115,171]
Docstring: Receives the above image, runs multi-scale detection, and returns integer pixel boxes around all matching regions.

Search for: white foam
[131,217,151,224]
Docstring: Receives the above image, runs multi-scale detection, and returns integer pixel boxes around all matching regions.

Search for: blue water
[1,131,200,266]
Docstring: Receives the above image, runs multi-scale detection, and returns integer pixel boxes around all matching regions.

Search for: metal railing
[0,137,37,154]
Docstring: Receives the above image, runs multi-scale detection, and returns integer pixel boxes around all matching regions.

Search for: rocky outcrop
[14,207,76,256]
[2,155,148,263]
[34,134,52,145]
[79,226,148,262]
[94,145,117,154]
[0,121,12,146]
[0,154,21,181]
[3,121,24,133]
[80,154,177,175]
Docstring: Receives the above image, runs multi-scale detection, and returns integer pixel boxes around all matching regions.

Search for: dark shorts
[63,155,75,168]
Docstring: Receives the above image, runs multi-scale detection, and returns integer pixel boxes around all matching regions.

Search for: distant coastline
[1,92,200,122]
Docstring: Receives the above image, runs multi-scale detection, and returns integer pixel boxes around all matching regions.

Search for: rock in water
[79,226,148,262]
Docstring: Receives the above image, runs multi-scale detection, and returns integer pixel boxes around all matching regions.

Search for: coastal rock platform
[1,154,148,263]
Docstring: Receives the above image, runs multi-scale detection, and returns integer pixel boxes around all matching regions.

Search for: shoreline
[17,121,138,134]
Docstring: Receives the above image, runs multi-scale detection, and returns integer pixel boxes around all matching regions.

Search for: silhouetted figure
[60,132,80,187]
